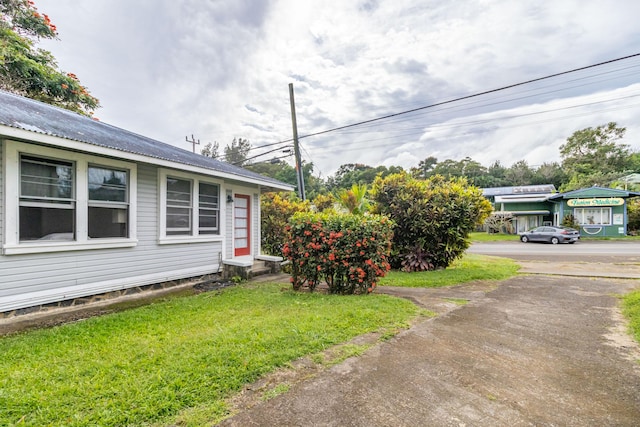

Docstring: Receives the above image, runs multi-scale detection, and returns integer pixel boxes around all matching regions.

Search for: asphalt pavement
[219,274,640,426]
[219,241,640,426]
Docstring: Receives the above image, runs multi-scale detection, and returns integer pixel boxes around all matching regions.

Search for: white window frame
[87,164,130,239]
[198,181,221,235]
[3,140,137,255]
[158,169,223,244]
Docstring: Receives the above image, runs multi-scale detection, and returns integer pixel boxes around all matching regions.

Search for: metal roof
[482,184,556,197]
[495,195,551,203]
[0,90,293,191]
[547,186,640,200]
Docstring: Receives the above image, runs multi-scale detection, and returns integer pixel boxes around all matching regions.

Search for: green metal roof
[548,187,640,200]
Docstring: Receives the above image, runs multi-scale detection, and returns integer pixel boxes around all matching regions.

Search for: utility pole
[186,134,200,153]
[289,83,306,200]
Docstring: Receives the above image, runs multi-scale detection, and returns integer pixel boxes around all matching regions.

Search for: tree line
[208,122,639,198]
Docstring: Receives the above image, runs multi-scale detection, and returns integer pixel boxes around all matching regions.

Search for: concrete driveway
[220,252,640,426]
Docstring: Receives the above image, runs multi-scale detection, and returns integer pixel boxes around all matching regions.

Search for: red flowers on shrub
[284,212,394,294]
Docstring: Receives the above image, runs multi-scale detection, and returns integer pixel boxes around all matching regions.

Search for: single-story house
[0,90,293,316]
[483,185,557,233]
[483,184,640,236]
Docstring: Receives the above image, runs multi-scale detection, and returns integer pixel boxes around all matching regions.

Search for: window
[88,166,129,238]
[198,182,219,234]
[159,169,222,242]
[574,207,611,225]
[4,140,137,255]
[19,155,75,241]
[166,177,192,235]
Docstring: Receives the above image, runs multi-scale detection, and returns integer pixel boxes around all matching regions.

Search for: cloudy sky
[38,0,640,178]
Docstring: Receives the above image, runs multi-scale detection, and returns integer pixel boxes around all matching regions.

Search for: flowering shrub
[283,212,393,294]
[261,193,310,256]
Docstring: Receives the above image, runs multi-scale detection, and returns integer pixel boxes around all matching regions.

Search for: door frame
[233,194,251,257]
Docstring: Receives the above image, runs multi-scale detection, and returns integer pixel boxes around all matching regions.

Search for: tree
[327,163,404,191]
[223,137,251,166]
[628,199,640,235]
[531,162,567,189]
[246,159,325,200]
[411,155,437,179]
[560,122,632,177]
[484,161,508,187]
[504,160,534,186]
[371,173,492,271]
[429,157,490,187]
[0,0,99,115]
[200,141,219,158]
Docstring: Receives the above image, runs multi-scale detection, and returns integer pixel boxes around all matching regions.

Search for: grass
[469,231,520,242]
[378,253,520,288]
[622,289,640,345]
[0,283,419,427]
[469,231,640,242]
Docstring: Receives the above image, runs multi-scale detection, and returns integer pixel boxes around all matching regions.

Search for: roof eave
[0,124,294,192]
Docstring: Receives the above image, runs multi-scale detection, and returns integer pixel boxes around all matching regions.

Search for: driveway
[220,250,640,426]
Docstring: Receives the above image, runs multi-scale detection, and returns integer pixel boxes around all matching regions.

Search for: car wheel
[521,235,529,243]
[551,237,559,245]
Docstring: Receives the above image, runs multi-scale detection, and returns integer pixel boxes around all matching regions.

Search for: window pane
[235,197,248,208]
[89,207,128,238]
[21,156,73,200]
[167,177,191,207]
[166,177,192,235]
[20,205,74,241]
[199,210,219,232]
[575,207,611,225]
[89,166,127,202]
[198,183,219,234]
[199,183,219,208]
[166,206,192,235]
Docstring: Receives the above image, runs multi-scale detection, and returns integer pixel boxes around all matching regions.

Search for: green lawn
[622,289,640,345]
[0,284,419,427]
[0,252,520,426]
[469,231,520,242]
[379,253,520,287]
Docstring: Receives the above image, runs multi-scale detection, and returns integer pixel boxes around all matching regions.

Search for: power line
[329,65,640,133]
[305,94,640,156]
[231,144,292,166]
[296,52,640,141]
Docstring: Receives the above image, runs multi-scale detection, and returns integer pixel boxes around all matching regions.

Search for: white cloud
[35,0,640,175]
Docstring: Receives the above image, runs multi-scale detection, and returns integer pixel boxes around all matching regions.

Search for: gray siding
[0,162,225,311]
[0,140,3,247]
[252,193,260,256]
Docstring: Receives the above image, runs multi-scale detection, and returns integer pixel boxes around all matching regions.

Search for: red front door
[234,194,250,256]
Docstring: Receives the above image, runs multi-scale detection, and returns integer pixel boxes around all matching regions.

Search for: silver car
[519,226,580,244]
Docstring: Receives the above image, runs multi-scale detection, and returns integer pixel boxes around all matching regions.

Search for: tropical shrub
[261,192,310,255]
[337,184,370,214]
[311,193,337,212]
[283,212,393,294]
[371,173,492,271]
[561,214,580,229]
[628,199,640,235]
